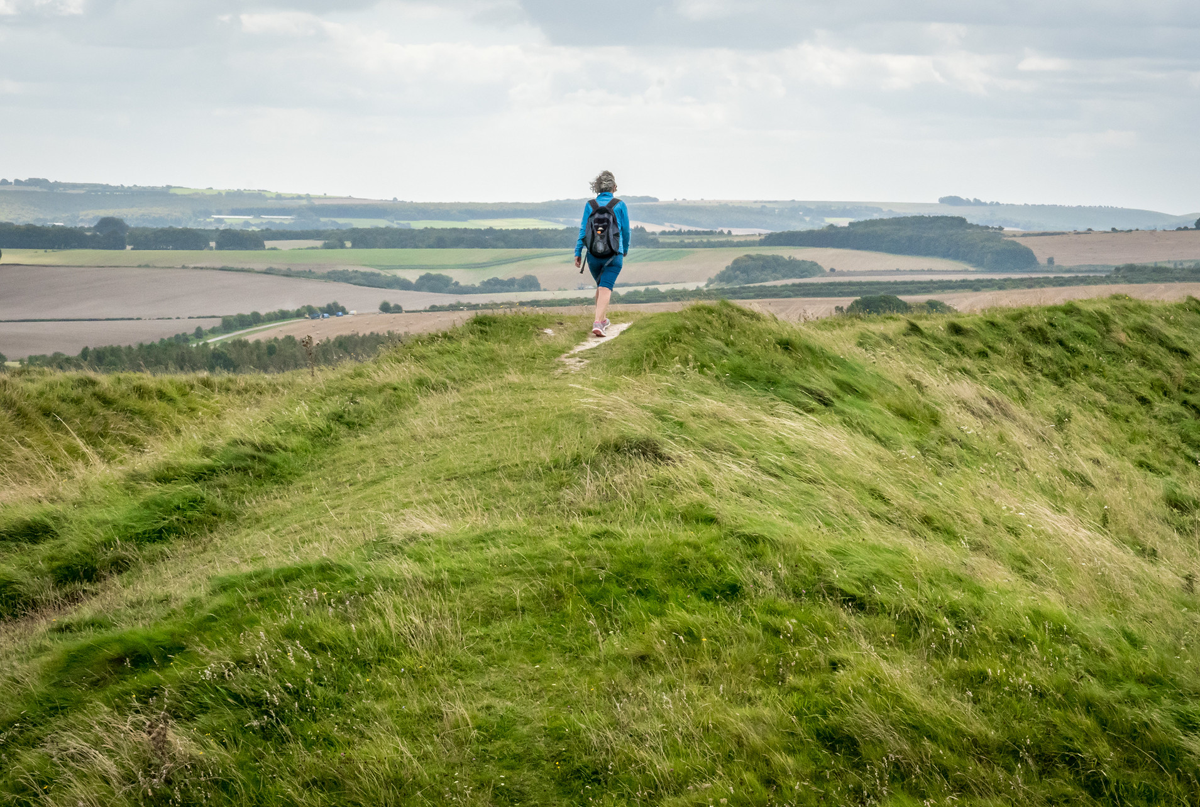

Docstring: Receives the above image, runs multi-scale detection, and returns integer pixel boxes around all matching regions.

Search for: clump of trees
[707,254,824,286]
[838,295,955,315]
[408,273,541,294]
[938,196,1001,207]
[379,301,404,313]
[215,229,266,250]
[128,227,211,250]
[762,216,1039,271]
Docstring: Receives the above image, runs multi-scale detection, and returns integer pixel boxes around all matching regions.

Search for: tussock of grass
[1,299,1200,805]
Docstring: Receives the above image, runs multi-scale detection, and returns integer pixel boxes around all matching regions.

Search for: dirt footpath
[247,283,1200,343]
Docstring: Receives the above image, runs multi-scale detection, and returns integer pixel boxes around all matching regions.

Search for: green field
[399,218,570,230]
[3,299,1200,804]
[0,247,571,271]
[0,247,704,271]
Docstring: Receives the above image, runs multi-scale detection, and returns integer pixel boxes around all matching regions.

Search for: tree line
[255,267,541,294]
[0,220,126,250]
[707,254,824,286]
[762,216,1039,271]
[203,302,347,339]
[21,332,399,374]
[0,220,702,252]
[0,220,268,250]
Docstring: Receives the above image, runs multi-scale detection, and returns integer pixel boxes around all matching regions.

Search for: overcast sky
[1,0,1198,211]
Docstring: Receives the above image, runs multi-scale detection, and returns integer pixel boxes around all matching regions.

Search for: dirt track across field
[247,283,1200,343]
[1008,229,1200,267]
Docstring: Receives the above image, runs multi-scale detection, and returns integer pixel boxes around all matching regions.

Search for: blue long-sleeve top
[574,193,630,258]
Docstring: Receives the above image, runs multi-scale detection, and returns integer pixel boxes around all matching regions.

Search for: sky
[1,0,1198,212]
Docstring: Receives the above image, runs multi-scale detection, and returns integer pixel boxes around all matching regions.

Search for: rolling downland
[2,298,1200,806]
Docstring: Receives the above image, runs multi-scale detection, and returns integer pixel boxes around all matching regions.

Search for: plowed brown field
[1007,229,1200,266]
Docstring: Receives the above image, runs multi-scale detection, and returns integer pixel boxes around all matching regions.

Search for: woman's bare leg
[594,287,612,325]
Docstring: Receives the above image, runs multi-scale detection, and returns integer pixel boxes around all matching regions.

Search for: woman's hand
[574,255,582,269]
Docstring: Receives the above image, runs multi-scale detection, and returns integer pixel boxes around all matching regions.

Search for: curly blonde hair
[590,171,617,195]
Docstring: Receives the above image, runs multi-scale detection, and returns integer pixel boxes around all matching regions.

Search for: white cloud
[673,0,744,21]
[0,0,84,14]
[1018,54,1072,72]
[239,11,329,38]
[0,0,1197,210]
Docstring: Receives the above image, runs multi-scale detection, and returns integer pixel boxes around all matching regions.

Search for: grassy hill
[2,298,1200,805]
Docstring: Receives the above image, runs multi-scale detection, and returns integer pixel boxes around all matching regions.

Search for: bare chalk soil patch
[558,322,634,372]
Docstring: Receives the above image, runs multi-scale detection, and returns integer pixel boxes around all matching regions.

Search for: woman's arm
[575,202,590,258]
[619,202,632,255]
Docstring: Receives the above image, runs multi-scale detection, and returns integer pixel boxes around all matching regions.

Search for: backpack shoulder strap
[588,199,600,214]
[605,198,620,210]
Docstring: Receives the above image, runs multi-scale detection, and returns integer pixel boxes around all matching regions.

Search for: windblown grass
[2,298,1199,805]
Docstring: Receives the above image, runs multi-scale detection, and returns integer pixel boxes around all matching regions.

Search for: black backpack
[583,198,622,260]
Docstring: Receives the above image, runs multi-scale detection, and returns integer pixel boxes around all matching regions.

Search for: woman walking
[574,171,631,336]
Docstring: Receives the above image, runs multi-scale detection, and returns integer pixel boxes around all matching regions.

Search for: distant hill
[1,177,1194,232]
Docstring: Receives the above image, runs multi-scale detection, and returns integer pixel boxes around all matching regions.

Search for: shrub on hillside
[913,299,955,314]
[379,301,403,313]
[845,295,911,315]
[839,296,955,316]
[707,254,824,286]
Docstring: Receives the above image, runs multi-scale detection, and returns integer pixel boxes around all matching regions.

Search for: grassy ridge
[2,299,1200,804]
[424,265,1200,311]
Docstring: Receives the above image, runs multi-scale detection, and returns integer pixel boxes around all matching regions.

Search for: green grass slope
[2,299,1200,805]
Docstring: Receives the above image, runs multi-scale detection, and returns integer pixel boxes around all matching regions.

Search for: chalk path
[556,322,633,372]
